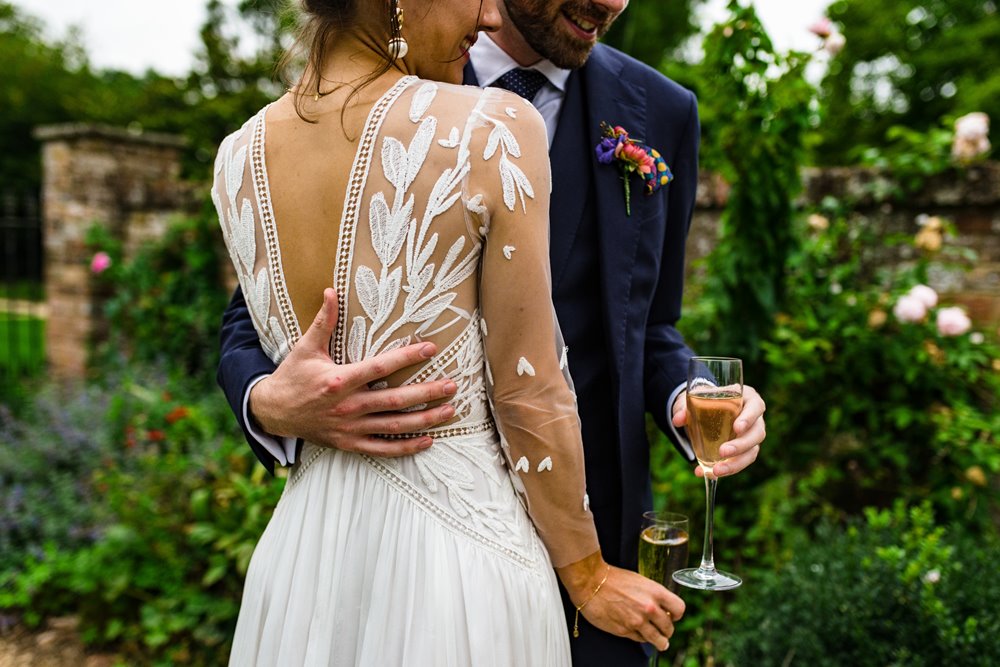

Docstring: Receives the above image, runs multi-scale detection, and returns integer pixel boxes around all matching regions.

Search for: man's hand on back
[250,288,458,457]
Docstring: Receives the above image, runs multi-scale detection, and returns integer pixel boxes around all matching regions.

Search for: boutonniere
[595,122,673,216]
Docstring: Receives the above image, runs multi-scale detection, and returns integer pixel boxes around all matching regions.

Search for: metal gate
[0,189,45,389]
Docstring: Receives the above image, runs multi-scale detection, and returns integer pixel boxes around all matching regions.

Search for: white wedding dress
[212,76,599,666]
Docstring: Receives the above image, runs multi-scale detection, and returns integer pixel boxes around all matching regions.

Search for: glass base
[672,566,742,591]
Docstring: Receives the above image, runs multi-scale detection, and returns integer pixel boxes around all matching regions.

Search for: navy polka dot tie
[494,68,548,102]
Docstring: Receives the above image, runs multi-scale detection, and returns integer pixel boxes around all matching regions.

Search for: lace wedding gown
[212,76,599,666]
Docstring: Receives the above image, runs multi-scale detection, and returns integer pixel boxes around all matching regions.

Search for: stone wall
[686,163,1000,326]
[35,124,196,377]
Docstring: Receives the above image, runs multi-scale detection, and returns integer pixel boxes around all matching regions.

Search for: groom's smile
[503,0,629,69]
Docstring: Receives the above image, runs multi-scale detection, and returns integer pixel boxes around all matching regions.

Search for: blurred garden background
[1,0,998,665]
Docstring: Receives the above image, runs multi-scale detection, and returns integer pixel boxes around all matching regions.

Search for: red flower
[165,406,190,424]
[147,429,166,442]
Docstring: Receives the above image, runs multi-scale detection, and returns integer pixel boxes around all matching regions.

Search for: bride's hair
[281,0,403,123]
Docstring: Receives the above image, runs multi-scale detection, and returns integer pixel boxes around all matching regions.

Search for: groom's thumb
[301,288,338,352]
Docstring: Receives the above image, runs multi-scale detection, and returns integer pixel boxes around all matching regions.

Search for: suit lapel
[582,47,648,383]
[547,70,589,288]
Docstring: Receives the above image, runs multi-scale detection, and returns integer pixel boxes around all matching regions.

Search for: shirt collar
[470,34,571,93]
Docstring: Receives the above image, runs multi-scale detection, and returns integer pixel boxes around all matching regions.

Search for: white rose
[907,284,938,309]
[936,307,972,337]
[893,295,927,323]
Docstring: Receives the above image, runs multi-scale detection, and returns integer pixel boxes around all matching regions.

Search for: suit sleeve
[643,89,699,461]
[218,286,283,474]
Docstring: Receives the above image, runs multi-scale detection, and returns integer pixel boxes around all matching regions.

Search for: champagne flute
[672,357,743,591]
[638,511,688,667]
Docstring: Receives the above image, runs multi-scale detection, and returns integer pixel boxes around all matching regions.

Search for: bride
[212,0,682,664]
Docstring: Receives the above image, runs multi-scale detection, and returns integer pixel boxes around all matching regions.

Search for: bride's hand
[556,552,684,651]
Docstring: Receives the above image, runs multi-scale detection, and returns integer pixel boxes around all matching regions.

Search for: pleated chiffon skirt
[228,441,571,666]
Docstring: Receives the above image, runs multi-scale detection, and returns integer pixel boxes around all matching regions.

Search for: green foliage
[758,205,1000,530]
[857,122,954,195]
[0,0,285,189]
[0,374,283,665]
[86,202,232,381]
[817,0,1000,164]
[600,0,705,68]
[681,2,816,375]
[0,383,116,574]
[0,315,45,378]
[722,503,1000,666]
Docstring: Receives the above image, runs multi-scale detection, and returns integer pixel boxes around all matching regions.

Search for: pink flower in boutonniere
[595,123,672,216]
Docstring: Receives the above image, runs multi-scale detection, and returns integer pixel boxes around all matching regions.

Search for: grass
[0,314,45,375]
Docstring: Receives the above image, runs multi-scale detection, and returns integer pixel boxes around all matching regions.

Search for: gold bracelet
[573,565,611,638]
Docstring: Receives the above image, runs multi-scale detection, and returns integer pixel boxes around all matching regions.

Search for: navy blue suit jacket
[218,44,698,666]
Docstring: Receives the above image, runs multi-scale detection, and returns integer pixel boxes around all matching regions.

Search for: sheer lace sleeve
[470,91,600,567]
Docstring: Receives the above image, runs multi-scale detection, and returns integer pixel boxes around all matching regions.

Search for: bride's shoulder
[405,79,536,118]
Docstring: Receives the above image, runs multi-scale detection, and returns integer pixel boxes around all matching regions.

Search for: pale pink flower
[807,213,830,231]
[90,251,112,275]
[907,284,938,309]
[922,569,941,585]
[936,307,971,336]
[808,17,833,39]
[952,112,991,163]
[893,295,927,323]
[823,32,847,56]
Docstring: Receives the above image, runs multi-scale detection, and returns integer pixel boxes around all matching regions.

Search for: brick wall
[686,163,1000,326]
[35,124,196,377]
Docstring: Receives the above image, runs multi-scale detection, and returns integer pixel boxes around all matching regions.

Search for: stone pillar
[34,124,189,378]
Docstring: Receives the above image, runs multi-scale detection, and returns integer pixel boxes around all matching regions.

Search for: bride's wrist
[555,550,607,605]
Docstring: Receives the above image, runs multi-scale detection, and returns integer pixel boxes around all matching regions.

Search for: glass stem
[699,473,718,573]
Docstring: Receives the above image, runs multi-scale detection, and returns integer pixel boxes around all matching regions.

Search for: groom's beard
[504,0,621,69]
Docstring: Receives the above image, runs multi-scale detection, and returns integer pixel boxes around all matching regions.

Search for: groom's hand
[671,385,766,477]
[249,288,458,456]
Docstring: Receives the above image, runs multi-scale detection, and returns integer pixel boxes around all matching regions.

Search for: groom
[218,0,767,664]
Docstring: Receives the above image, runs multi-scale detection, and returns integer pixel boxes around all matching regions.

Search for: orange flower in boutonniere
[595,122,673,216]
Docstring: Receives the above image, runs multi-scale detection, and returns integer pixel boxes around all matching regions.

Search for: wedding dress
[212,76,599,666]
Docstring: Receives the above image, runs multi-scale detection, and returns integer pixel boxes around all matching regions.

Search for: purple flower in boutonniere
[595,122,673,216]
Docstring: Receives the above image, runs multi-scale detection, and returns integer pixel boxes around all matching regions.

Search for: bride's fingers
[638,622,670,651]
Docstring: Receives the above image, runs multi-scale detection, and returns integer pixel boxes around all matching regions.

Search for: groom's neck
[488,28,544,68]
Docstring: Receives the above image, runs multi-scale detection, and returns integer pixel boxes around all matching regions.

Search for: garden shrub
[721,503,1000,666]
[0,382,116,574]
[86,199,232,383]
[0,372,284,665]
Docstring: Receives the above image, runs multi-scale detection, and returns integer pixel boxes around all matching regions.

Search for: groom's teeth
[567,13,597,31]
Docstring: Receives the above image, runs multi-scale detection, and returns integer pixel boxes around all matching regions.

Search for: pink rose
[907,284,938,309]
[808,17,833,38]
[893,295,927,323]
[936,307,971,337]
[90,251,112,275]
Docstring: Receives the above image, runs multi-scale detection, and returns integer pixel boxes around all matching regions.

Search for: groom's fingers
[346,404,456,437]
[342,435,434,457]
[340,342,440,389]
[344,379,459,415]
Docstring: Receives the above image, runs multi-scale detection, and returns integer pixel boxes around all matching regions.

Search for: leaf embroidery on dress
[583,493,590,511]
[502,245,515,260]
[559,345,569,370]
[438,127,460,148]
[537,456,553,473]
[515,456,529,473]
[505,107,518,119]
[516,357,535,377]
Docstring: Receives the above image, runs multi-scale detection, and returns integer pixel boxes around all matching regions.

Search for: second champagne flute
[672,356,743,591]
